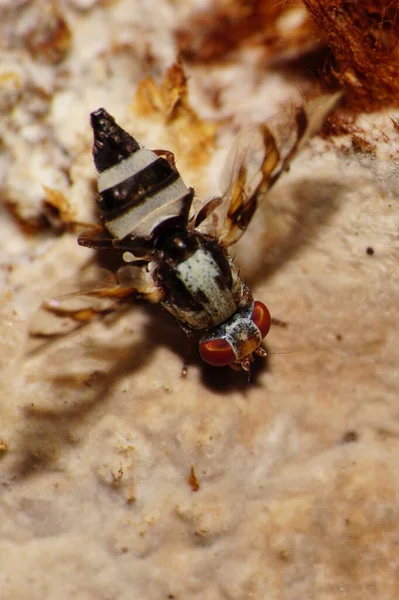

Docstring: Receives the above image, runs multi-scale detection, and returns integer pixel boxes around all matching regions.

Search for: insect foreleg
[191,196,223,230]
[152,148,177,170]
[78,224,115,249]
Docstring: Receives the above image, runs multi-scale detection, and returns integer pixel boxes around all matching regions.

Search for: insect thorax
[154,231,245,330]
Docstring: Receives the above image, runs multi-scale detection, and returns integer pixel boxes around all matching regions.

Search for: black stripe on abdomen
[98,157,180,217]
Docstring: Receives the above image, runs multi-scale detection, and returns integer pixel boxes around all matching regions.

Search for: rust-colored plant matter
[133,60,216,171]
[302,0,399,109]
[176,0,322,65]
[23,1,71,65]
[5,186,76,235]
[187,466,200,492]
[177,0,399,111]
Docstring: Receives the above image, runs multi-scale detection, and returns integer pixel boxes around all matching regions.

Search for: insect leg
[77,224,115,249]
[116,265,164,304]
[152,149,177,170]
[181,334,196,378]
[190,196,223,230]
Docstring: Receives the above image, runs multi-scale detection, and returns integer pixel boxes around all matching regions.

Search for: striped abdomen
[90,108,193,244]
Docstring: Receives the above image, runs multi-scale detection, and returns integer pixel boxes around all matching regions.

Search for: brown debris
[322,112,380,156]
[341,430,359,443]
[5,186,76,235]
[5,198,48,235]
[23,1,71,65]
[390,116,399,132]
[302,0,399,110]
[41,186,77,233]
[177,0,399,112]
[350,134,377,156]
[176,0,322,65]
[0,440,9,454]
[133,60,216,171]
[187,466,200,492]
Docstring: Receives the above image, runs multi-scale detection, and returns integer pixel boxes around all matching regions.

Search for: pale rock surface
[0,1,399,599]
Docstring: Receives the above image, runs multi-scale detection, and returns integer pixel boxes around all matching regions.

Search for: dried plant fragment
[22,0,71,65]
[0,70,24,112]
[4,198,48,235]
[302,0,399,110]
[350,134,377,156]
[322,112,381,156]
[41,187,77,234]
[187,466,200,492]
[133,60,216,171]
[176,0,322,65]
[0,440,9,454]
[4,187,75,235]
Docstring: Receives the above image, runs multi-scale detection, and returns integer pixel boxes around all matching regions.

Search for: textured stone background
[1,1,399,599]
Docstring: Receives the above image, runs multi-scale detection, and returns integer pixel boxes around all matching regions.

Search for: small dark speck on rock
[342,430,359,443]
[366,246,374,255]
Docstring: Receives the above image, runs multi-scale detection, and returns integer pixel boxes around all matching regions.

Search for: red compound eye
[251,301,271,338]
[199,338,236,367]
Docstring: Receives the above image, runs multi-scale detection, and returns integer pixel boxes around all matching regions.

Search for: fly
[33,93,341,372]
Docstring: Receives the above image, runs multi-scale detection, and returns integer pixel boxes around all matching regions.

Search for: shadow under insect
[234,176,347,288]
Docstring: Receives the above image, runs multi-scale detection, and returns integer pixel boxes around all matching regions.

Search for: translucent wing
[29,264,162,339]
[192,126,273,235]
[215,92,343,247]
[219,127,271,208]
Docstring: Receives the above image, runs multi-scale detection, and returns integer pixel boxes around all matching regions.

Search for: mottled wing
[192,126,273,235]
[218,92,343,247]
[29,265,161,339]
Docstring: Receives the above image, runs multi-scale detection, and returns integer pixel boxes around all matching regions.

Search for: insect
[33,93,341,372]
